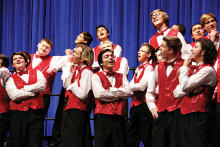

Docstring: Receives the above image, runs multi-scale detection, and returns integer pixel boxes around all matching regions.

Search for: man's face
[97,27,109,40]
[191,42,204,62]
[0,59,2,68]
[12,55,27,72]
[138,46,151,63]
[73,46,83,65]
[160,40,170,60]
[204,17,217,33]
[101,42,113,51]
[191,24,205,40]
[75,33,86,44]
[101,51,115,70]
[151,11,165,28]
[37,41,51,56]
[156,50,165,63]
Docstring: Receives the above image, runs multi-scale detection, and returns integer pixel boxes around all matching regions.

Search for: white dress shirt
[62,63,93,100]
[6,70,46,101]
[91,70,132,102]
[0,67,11,88]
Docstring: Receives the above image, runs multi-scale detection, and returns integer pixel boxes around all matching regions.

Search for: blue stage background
[1,0,220,146]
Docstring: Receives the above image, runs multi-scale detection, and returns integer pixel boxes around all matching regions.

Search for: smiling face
[191,24,205,41]
[191,42,205,64]
[138,46,151,63]
[37,41,51,57]
[96,27,109,41]
[100,51,115,71]
[151,12,165,28]
[159,40,171,60]
[204,17,217,33]
[12,55,27,72]
[75,33,87,44]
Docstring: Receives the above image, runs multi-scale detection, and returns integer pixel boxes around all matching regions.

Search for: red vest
[65,66,94,113]
[114,57,123,72]
[28,54,56,94]
[156,58,184,112]
[180,64,215,114]
[150,29,179,49]
[189,42,195,48]
[0,78,10,113]
[94,71,127,115]
[10,70,44,111]
[216,59,220,103]
[94,44,118,62]
[131,63,152,107]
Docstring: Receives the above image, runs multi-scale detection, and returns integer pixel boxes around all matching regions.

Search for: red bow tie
[35,54,45,60]
[164,61,174,67]
[106,72,116,77]
[156,28,169,36]
[17,70,28,76]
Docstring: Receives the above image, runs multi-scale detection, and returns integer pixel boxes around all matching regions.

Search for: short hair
[96,25,109,37]
[101,40,114,49]
[163,36,182,55]
[141,43,155,61]
[81,31,93,46]
[200,13,217,28]
[11,52,29,70]
[76,43,94,67]
[22,52,31,67]
[190,23,201,35]
[0,54,9,68]
[98,49,113,69]
[173,24,186,36]
[150,9,169,28]
[40,38,53,48]
[195,38,218,66]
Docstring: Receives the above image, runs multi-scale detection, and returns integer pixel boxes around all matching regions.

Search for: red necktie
[17,70,28,76]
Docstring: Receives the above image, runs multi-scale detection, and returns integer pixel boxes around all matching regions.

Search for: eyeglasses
[139,50,150,54]
[151,12,161,18]
[205,19,216,25]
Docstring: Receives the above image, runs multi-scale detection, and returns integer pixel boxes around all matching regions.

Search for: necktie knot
[17,70,28,76]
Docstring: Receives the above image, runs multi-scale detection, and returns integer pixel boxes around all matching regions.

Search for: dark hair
[173,24,186,36]
[195,38,218,65]
[81,31,93,46]
[11,52,29,70]
[153,47,160,64]
[0,54,9,68]
[98,49,113,69]
[163,36,182,55]
[141,43,155,61]
[96,25,109,37]
[22,52,31,67]
[40,38,53,48]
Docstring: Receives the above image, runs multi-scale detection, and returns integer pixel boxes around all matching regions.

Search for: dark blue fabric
[0,0,220,146]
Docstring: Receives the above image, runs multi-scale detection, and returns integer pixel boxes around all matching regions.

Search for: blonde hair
[200,13,217,28]
[150,9,169,28]
[76,44,94,67]
[100,41,114,50]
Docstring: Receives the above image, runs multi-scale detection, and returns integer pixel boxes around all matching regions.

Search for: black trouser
[0,112,10,147]
[94,114,126,147]
[10,109,44,147]
[51,87,67,147]
[152,109,180,147]
[178,112,212,147]
[126,103,152,147]
[61,109,93,147]
[213,99,220,147]
[42,94,51,117]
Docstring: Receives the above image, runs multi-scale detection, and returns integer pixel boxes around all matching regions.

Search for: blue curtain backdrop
[1,0,220,145]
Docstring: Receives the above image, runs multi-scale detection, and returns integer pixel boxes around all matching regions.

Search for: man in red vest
[187,24,205,49]
[174,38,217,147]
[200,13,220,59]
[0,54,11,147]
[91,49,131,147]
[126,43,155,147]
[100,40,129,76]
[92,25,122,72]
[146,36,184,147]
[6,52,46,147]
[60,43,94,147]
[149,9,191,59]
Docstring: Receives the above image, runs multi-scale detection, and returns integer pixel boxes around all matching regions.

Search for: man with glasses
[149,9,191,59]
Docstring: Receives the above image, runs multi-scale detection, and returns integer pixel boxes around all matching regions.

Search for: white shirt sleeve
[114,45,122,57]
[179,66,217,93]
[146,66,158,111]
[66,68,93,100]
[23,70,47,93]
[0,67,11,87]
[177,32,192,59]
[50,56,69,71]
[117,57,129,76]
